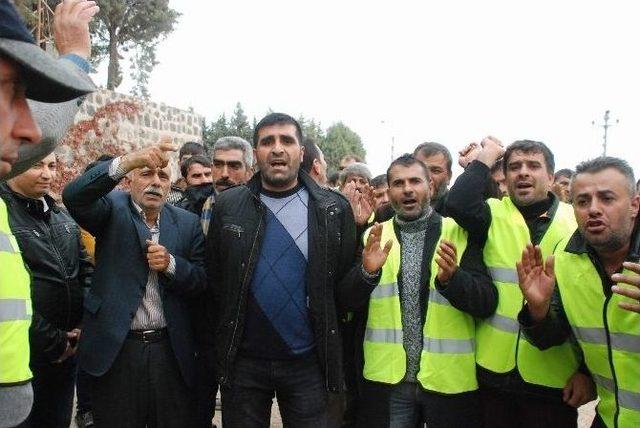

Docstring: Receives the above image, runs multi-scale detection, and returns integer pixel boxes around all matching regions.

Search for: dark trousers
[89,336,194,428]
[221,354,329,428]
[389,383,481,428]
[75,366,92,413]
[356,381,481,428]
[193,348,218,428]
[480,386,578,428]
[16,357,77,428]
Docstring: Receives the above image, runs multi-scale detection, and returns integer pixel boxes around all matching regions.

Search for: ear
[546,172,555,189]
[122,175,132,191]
[299,145,305,162]
[631,194,640,221]
[311,158,320,176]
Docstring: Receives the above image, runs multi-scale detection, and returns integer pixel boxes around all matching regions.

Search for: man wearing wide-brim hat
[0,0,97,426]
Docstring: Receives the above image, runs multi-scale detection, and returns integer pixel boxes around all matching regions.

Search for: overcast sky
[96,0,640,178]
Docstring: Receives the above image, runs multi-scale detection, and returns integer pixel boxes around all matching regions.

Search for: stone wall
[75,89,203,148]
[53,89,204,192]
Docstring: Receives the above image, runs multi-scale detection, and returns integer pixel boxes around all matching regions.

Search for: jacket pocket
[83,292,102,315]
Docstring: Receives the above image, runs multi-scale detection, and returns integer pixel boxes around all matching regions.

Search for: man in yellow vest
[340,154,497,427]
[518,156,640,428]
[446,137,595,426]
[0,1,96,427]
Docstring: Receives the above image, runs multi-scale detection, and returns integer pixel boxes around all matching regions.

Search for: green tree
[298,116,325,144]
[228,102,253,142]
[91,0,180,91]
[202,113,230,151]
[320,122,366,172]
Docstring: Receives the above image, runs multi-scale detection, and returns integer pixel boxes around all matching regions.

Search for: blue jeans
[221,354,330,428]
[389,382,481,428]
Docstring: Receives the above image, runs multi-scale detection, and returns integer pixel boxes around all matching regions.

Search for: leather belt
[127,328,167,343]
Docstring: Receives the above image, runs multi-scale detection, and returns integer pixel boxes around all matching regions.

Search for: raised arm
[445,137,505,245]
[10,0,99,179]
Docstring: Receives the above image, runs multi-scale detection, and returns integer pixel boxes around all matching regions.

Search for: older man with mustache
[62,140,207,427]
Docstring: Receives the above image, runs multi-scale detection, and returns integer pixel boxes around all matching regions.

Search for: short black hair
[386,154,430,185]
[179,142,206,161]
[181,155,212,179]
[554,168,573,181]
[84,154,115,173]
[413,142,452,175]
[253,113,303,147]
[371,174,388,189]
[503,140,555,175]
[574,156,636,196]
[302,137,320,173]
[490,159,503,175]
[328,171,340,187]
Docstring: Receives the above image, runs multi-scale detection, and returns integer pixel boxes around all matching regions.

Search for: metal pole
[592,110,618,157]
[602,110,609,156]
[36,0,43,46]
[391,136,395,162]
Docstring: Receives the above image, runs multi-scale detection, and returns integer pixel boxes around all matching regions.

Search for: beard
[261,166,299,189]
[431,180,448,202]
[586,218,634,254]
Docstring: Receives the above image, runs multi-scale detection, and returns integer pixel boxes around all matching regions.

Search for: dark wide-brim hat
[0,0,96,103]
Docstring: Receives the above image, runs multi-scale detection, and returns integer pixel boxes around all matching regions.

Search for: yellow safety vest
[555,235,640,428]
[0,198,32,385]
[363,217,477,394]
[477,197,579,388]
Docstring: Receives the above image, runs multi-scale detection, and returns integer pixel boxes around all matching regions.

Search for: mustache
[215,178,234,187]
[143,186,164,197]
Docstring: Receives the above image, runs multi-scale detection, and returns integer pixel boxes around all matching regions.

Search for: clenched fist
[146,239,171,272]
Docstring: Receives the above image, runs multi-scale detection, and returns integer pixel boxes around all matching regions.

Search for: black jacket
[205,171,357,392]
[175,183,215,216]
[0,184,93,363]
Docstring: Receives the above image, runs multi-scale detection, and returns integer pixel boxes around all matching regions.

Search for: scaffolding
[21,0,56,50]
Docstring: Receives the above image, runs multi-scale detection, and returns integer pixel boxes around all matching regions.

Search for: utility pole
[381,119,395,163]
[391,135,395,163]
[592,110,619,156]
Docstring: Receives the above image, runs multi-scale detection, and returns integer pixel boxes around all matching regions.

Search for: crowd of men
[1,1,639,428]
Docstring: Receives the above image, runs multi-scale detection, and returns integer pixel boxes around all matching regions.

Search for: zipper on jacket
[42,220,73,329]
[223,200,264,385]
[587,251,621,428]
[323,205,331,390]
[602,294,620,428]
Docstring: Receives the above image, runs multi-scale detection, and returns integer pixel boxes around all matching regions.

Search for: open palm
[516,244,556,321]
[363,223,393,274]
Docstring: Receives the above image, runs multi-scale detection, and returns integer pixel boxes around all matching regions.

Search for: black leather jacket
[0,184,93,363]
[205,171,357,392]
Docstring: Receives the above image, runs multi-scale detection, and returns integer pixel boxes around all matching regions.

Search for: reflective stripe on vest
[593,374,640,412]
[488,267,518,284]
[362,217,478,394]
[0,230,18,253]
[555,235,640,428]
[0,198,33,385]
[485,312,520,334]
[0,299,30,322]
[573,327,640,353]
[477,197,579,388]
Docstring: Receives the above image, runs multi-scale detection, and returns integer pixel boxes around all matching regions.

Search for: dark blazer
[62,161,206,387]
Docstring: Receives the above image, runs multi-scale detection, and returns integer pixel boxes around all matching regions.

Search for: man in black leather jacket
[0,152,92,428]
[206,113,357,427]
